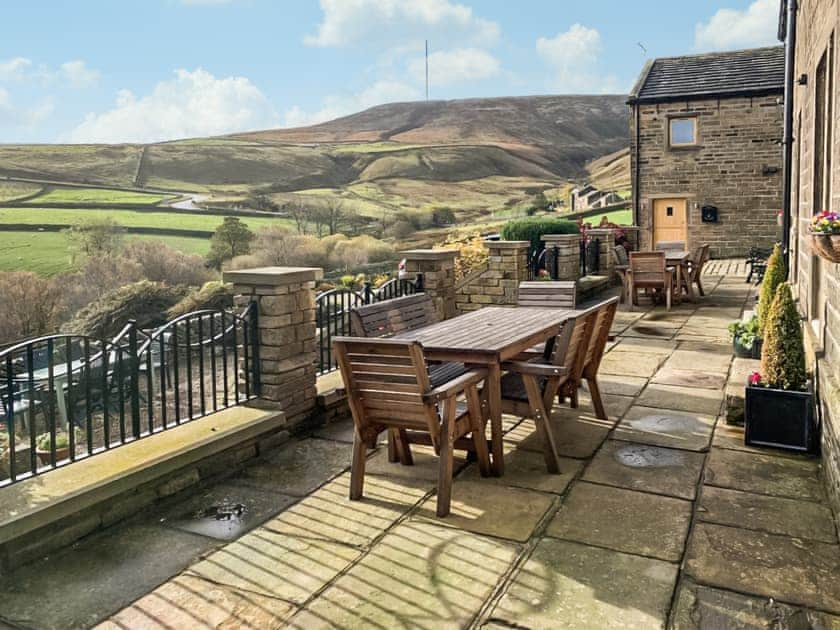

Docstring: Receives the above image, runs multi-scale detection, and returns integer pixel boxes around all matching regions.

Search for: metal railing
[580,237,601,276]
[316,274,423,374]
[0,303,258,486]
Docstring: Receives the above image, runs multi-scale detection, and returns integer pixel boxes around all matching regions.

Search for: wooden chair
[685,244,710,297]
[516,281,576,309]
[612,245,630,304]
[655,240,686,252]
[627,252,674,310]
[334,337,490,517]
[499,310,595,473]
[562,297,619,420]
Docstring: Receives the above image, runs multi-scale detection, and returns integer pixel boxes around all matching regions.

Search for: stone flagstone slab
[262,472,432,547]
[652,367,727,390]
[663,349,732,374]
[589,374,648,397]
[364,443,467,481]
[704,447,825,502]
[576,391,634,419]
[99,574,297,629]
[546,482,692,562]
[238,438,352,497]
[636,383,724,416]
[187,528,361,604]
[698,485,837,542]
[600,352,665,378]
[459,446,583,495]
[413,480,554,542]
[613,406,715,452]
[685,523,840,615]
[0,524,218,630]
[286,520,518,630]
[583,440,706,500]
[608,337,677,356]
[488,538,678,629]
[506,412,613,459]
[670,578,840,630]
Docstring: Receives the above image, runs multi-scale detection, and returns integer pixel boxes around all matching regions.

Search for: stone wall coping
[542,233,581,243]
[586,228,616,236]
[487,240,530,249]
[223,266,323,286]
[0,406,285,546]
[400,249,459,260]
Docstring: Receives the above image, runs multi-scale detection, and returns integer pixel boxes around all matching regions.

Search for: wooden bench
[517,281,576,309]
[350,293,437,338]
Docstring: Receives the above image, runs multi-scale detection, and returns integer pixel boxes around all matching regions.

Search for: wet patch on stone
[636,383,724,416]
[614,406,715,452]
[652,367,727,390]
[506,412,612,459]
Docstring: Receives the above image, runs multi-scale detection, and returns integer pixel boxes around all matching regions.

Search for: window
[669,117,697,146]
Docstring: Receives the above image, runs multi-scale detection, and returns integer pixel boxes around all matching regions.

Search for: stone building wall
[787,0,840,529]
[631,94,784,257]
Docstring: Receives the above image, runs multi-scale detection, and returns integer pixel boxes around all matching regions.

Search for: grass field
[0,207,292,233]
[0,182,42,202]
[25,187,173,205]
[581,208,633,225]
[0,231,210,275]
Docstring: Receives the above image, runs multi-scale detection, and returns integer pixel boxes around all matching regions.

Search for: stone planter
[807,233,840,263]
[36,446,70,466]
[745,380,815,453]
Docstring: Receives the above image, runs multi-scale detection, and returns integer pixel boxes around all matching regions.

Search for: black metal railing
[580,237,601,276]
[0,303,258,486]
[316,274,422,374]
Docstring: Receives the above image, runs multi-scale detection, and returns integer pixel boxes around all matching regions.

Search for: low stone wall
[454,241,529,313]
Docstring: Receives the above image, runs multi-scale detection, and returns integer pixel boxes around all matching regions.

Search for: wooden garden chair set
[335,285,617,516]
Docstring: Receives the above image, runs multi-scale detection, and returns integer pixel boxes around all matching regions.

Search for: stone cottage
[779,0,840,527]
[628,46,785,257]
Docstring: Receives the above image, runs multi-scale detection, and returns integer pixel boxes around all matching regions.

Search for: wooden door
[653,198,687,245]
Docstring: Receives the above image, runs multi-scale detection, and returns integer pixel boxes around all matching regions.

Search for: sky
[0,0,781,144]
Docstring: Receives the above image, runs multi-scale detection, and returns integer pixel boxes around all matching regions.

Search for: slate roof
[628,46,785,104]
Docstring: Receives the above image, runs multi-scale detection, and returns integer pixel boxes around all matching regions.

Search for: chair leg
[387,429,399,462]
[522,374,560,474]
[569,386,579,409]
[587,376,608,420]
[466,385,491,477]
[349,430,367,500]
[396,429,414,466]
[696,275,705,296]
[436,401,456,517]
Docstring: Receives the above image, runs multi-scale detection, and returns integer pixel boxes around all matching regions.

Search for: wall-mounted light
[797,74,808,85]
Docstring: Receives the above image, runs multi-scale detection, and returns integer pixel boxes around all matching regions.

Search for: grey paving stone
[670,577,840,630]
[590,373,648,397]
[506,411,612,459]
[613,406,715,452]
[459,446,583,495]
[583,440,706,500]
[698,485,837,543]
[546,482,692,561]
[685,523,840,615]
[489,538,678,629]
[662,349,732,374]
[636,383,724,416]
[0,524,219,630]
[652,367,727,390]
[704,447,825,502]
[600,352,665,378]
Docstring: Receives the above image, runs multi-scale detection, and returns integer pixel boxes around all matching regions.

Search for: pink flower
[749,371,762,386]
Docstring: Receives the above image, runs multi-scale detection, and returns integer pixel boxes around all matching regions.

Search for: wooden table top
[393,306,574,362]
[664,251,691,263]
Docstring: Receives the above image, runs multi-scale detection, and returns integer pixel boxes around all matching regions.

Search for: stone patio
[1,269,839,629]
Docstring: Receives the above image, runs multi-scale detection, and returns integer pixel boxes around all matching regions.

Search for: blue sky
[0,0,780,144]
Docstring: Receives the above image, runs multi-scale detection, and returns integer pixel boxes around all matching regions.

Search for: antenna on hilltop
[425,40,429,101]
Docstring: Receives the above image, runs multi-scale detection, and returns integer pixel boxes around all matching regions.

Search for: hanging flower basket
[808,212,840,263]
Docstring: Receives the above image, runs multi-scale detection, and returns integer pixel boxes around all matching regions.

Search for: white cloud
[694,0,778,51]
[0,87,53,130]
[67,68,279,143]
[537,24,621,93]
[60,60,100,88]
[0,57,33,82]
[283,80,420,127]
[408,47,500,86]
[305,0,499,47]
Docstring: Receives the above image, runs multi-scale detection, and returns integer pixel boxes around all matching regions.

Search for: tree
[0,272,63,343]
[757,244,786,333]
[287,205,311,234]
[64,217,125,260]
[207,217,254,269]
[760,282,806,391]
[311,199,346,236]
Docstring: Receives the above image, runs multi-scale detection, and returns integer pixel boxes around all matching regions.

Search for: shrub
[123,241,214,287]
[168,281,234,319]
[436,233,489,281]
[0,272,63,343]
[331,235,393,268]
[431,207,456,226]
[760,282,807,391]
[35,428,82,452]
[56,256,144,322]
[728,315,760,349]
[500,217,579,257]
[64,217,125,260]
[207,217,254,269]
[757,244,786,333]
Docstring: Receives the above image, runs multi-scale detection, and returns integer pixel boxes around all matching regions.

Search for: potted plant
[756,244,785,333]
[745,282,815,452]
[728,316,762,359]
[35,429,81,465]
[807,211,840,263]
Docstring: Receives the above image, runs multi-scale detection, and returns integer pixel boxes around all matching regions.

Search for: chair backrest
[546,309,597,383]
[333,337,439,446]
[350,293,437,338]
[630,251,667,284]
[517,281,576,309]
[582,297,619,375]
[691,244,710,279]
[655,240,686,252]
[612,245,629,266]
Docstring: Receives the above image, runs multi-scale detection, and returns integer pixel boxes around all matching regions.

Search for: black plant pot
[732,336,762,359]
[745,380,815,452]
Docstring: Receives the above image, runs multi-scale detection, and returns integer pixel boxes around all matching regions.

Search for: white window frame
[669,117,698,147]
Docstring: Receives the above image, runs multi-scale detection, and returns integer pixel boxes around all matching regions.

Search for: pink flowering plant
[810,211,840,234]
[748,371,762,386]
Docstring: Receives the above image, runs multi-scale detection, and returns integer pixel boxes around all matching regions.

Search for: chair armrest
[500,361,569,377]
[510,349,545,362]
[423,368,488,403]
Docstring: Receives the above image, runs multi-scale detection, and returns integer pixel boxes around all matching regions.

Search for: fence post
[586,228,615,279]
[128,321,141,440]
[223,266,323,428]
[401,250,457,319]
[413,272,424,292]
[249,302,260,397]
[362,281,373,304]
[542,234,582,282]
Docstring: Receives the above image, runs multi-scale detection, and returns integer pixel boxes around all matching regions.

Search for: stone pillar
[401,249,458,319]
[542,234,581,282]
[487,241,530,304]
[587,228,615,279]
[223,266,323,427]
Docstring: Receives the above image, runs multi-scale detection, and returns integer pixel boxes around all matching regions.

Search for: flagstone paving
[2,269,839,629]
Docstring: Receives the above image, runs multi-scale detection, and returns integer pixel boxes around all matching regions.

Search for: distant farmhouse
[569,185,622,212]
[628,46,785,257]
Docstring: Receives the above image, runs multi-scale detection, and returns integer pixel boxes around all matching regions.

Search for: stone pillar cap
[400,249,458,260]
[586,228,615,235]
[223,266,323,286]
[542,233,581,242]
[486,240,530,249]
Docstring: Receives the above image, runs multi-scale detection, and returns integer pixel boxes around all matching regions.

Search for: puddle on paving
[193,503,247,521]
[626,414,696,434]
[614,444,686,468]
[631,326,669,336]
[163,500,253,540]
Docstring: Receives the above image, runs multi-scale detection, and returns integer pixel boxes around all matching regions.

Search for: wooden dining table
[664,251,695,303]
[394,306,574,475]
